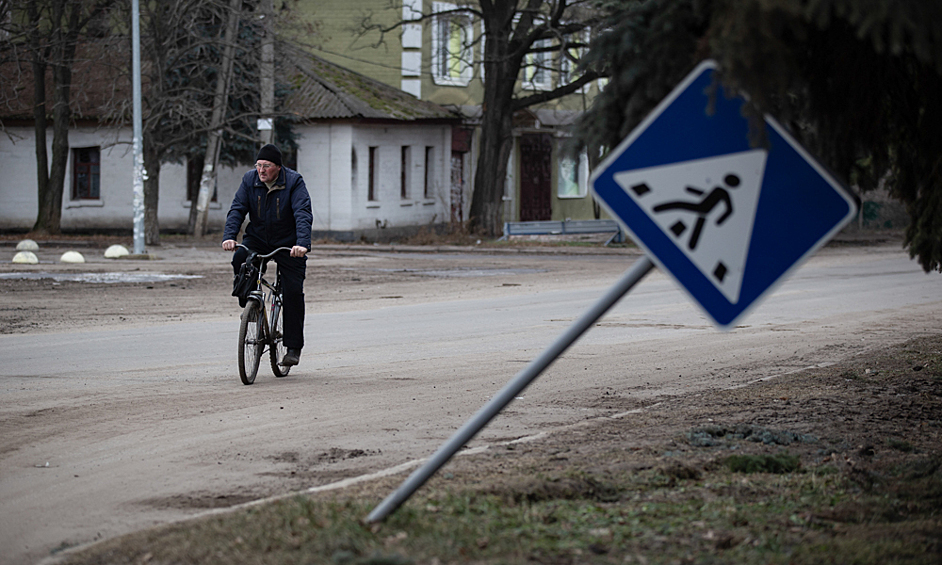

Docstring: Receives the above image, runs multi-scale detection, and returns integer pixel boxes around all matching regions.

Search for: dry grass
[53,335,942,565]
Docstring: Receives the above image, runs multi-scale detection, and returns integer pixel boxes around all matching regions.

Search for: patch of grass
[888,437,915,453]
[724,453,801,474]
[57,335,942,565]
[60,457,942,565]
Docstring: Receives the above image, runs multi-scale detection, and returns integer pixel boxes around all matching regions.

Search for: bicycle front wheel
[238,301,263,385]
[269,299,290,378]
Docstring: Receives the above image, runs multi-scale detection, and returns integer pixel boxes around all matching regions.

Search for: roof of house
[0,40,128,121]
[0,42,459,124]
[281,46,460,122]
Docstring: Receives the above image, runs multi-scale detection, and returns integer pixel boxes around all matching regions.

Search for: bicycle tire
[238,301,263,385]
[269,297,291,377]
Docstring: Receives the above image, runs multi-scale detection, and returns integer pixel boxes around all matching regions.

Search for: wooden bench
[500,219,625,246]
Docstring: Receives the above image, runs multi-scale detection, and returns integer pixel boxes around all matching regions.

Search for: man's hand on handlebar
[224,240,306,257]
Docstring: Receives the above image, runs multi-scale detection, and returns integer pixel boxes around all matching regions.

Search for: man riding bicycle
[222,144,313,367]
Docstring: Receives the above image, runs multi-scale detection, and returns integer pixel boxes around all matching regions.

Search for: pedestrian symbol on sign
[613,149,768,304]
[653,172,738,251]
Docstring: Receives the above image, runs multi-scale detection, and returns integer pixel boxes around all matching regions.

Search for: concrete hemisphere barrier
[12,251,39,264]
[104,244,130,259]
[59,251,86,263]
[16,239,39,251]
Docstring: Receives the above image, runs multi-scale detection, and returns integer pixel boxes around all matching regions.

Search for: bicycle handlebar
[235,244,294,259]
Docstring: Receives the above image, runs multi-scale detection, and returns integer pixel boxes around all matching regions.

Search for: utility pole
[131,0,145,254]
[258,0,275,145]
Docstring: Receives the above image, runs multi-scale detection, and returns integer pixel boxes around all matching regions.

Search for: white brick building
[0,49,459,241]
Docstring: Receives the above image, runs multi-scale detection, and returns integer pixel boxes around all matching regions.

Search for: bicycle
[234,244,293,385]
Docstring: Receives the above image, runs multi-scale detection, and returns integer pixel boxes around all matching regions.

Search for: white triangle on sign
[613,149,768,304]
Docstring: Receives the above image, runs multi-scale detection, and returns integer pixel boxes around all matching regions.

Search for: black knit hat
[256,144,282,167]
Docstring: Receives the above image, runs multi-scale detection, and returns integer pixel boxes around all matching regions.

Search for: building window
[351,147,358,188]
[431,2,473,86]
[559,31,588,92]
[479,20,486,81]
[282,145,298,170]
[402,0,422,21]
[72,147,100,200]
[558,147,588,198]
[368,146,378,201]
[401,146,411,199]
[186,156,217,202]
[523,37,553,91]
[424,146,434,198]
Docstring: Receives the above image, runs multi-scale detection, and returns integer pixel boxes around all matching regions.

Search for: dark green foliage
[580,0,942,272]
[725,453,801,474]
[579,0,707,151]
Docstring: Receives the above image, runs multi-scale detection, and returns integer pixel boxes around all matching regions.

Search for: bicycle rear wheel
[238,301,263,385]
[269,298,290,378]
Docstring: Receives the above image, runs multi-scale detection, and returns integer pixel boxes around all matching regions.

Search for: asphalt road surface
[1,238,939,565]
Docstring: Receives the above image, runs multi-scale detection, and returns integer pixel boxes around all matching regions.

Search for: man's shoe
[283,349,300,366]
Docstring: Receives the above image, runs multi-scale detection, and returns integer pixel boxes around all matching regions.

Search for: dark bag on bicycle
[232,251,259,308]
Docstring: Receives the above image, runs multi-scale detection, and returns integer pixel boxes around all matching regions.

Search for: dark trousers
[232,241,306,350]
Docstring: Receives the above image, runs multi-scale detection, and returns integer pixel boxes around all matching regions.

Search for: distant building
[307,0,606,226]
[0,46,459,241]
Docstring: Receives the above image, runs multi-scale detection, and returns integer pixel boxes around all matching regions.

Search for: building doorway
[519,133,552,221]
[450,150,464,224]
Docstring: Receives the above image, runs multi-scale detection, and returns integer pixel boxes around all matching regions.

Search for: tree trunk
[143,136,161,245]
[35,64,73,234]
[192,135,221,237]
[31,0,87,235]
[468,104,514,237]
[468,4,520,237]
[28,1,50,234]
[192,0,241,236]
[40,60,73,234]
[187,155,204,233]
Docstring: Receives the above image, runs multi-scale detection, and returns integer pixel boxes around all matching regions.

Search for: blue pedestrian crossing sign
[591,60,858,329]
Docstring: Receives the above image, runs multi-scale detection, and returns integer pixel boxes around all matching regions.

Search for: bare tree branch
[512,68,598,110]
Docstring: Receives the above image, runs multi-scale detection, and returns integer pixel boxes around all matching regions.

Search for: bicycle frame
[235,245,293,385]
[239,245,289,354]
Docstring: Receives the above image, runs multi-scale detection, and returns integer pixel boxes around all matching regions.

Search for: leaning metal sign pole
[367,60,857,524]
[366,256,655,523]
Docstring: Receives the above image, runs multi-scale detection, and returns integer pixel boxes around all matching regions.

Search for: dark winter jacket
[223,166,313,250]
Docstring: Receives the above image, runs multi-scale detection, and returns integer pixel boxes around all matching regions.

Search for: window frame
[431,1,474,87]
[523,36,553,91]
[186,156,218,204]
[368,146,379,202]
[424,146,435,199]
[557,146,589,199]
[401,145,411,199]
[71,147,101,200]
[558,29,589,93]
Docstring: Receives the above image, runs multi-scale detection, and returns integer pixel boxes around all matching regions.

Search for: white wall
[294,121,452,233]
[0,127,40,228]
[294,123,354,232]
[1,121,452,235]
[0,125,239,232]
[350,123,451,231]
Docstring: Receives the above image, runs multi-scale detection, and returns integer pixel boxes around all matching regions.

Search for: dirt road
[1,235,939,565]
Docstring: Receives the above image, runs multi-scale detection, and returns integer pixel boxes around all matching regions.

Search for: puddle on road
[0,272,203,284]
[370,267,545,278]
